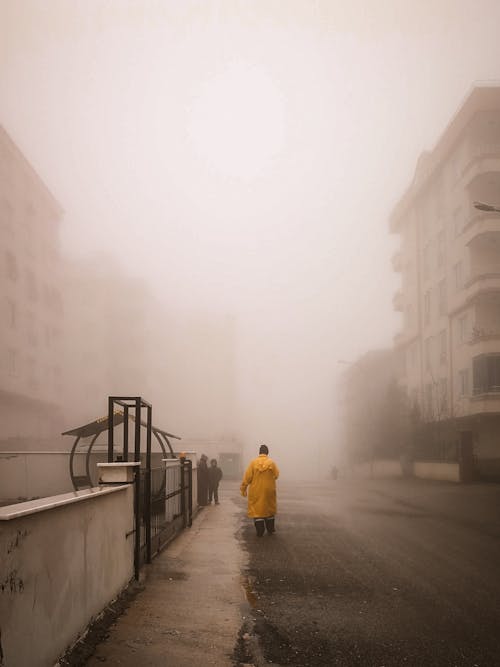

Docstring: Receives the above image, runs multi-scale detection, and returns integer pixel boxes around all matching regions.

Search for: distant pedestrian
[240,444,279,537]
[208,458,223,504]
[198,454,209,506]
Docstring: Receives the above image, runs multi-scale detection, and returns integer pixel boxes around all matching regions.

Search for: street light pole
[473,200,500,213]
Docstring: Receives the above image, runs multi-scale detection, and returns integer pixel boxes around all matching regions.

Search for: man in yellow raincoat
[240,444,280,537]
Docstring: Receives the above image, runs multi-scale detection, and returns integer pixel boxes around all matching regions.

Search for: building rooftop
[389,83,500,232]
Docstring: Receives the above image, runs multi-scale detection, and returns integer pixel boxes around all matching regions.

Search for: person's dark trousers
[208,484,219,504]
[265,516,275,534]
[254,518,265,537]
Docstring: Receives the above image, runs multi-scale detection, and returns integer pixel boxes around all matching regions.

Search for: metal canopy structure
[62,403,181,491]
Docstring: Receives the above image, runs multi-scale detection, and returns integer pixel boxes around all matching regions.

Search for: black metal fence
[136,459,192,573]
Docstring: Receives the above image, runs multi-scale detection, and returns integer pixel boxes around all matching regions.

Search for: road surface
[236,477,500,666]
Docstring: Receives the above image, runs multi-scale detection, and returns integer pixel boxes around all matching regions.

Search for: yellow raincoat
[240,454,280,518]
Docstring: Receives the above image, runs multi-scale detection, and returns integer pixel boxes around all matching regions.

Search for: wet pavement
[81,477,500,666]
[85,481,247,667]
[241,477,500,666]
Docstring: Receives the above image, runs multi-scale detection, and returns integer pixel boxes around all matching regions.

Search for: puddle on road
[241,575,258,607]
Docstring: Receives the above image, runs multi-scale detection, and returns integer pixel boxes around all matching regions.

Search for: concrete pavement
[85,481,251,667]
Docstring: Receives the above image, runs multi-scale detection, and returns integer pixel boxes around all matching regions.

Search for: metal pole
[134,397,142,576]
[145,404,152,564]
[180,458,186,528]
[123,405,129,462]
[187,459,193,527]
[134,465,140,580]
[134,397,141,463]
[107,396,114,463]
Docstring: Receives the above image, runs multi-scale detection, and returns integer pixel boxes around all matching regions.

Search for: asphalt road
[236,477,500,667]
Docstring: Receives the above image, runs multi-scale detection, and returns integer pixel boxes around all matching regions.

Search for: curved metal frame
[69,426,171,491]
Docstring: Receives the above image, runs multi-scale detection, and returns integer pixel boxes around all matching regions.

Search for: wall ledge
[0,485,128,521]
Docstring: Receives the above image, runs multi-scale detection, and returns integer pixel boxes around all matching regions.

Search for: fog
[2,1,500,478]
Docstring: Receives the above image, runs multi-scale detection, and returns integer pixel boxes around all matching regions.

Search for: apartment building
[0,126,64,439]
[390,85,500,474]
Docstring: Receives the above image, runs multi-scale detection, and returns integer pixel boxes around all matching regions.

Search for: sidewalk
[86,481,248,666]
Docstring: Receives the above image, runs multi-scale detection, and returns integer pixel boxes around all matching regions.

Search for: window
[5,298,16,328]
[453,206,463,238]
[26,270,38,301]
[458,314,468,344]
[405,304,413,329]
[438,378,448,414]
[439,330,447,364]
[420,215,428,241]
[473,355,500,394]
[424,337,432,370]
[424,290,431,325]
[6,349,17,376]
[425,383,433,415]
[1,199,14,236]
[437,230,446,268]
[26,311,37,347]
[5,251,18,281]
[454,261,463,290]
[423,244,431,280]
[459,369,469,397]
[26,355,38,391]
[438,279,447,316]
[410,387,419,408]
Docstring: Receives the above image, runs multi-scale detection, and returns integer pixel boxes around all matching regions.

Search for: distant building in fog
[339,349,405,465]
[390,84,500,477]
[61,257,157,427]
[0,126,64,439]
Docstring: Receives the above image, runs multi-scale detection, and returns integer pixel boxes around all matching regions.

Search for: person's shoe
[265,517,275,534]
[215,501,220,505]
[254,519,265,537]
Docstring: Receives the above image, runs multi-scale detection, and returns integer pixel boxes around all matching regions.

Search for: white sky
[2,1,500,473]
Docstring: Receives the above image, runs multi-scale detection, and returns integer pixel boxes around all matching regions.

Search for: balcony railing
[469,327,500,344]
[463,211,500,246]
[472,385,500,395]
[449,273,500,313]
[461,142,500,182]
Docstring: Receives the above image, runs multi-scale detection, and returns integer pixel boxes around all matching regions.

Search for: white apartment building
[0,126,64,439]
[390,85,500,475]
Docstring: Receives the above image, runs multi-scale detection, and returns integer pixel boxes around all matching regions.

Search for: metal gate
[102,396,190,580]
[137,458,193,568]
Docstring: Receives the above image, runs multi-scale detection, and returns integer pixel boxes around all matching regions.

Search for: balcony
[469,391,500,415]
[469,329,500,355]
[450,273,500,314]
[460,143,500,186]
[463,212,500,247]
[466,273,500,300]
[469,354,500,414]
[392,290,404,312]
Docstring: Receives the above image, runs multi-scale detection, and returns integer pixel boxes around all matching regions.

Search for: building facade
[0,126,64,440]
[390,85,500,476]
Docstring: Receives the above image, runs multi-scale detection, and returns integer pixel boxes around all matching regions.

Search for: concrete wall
[351,459,403,479]
[0,451,82,502]
[350,459,463,483]
[0,451,168,503]
[0,485,134,667]
[413,461,460,482]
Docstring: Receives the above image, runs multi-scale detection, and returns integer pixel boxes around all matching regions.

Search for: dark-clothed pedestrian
[240,444,279,537]
[197,454,209,506]
[208,458,223,504]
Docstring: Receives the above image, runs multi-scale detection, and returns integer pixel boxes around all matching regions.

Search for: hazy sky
[2,1,500,471]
